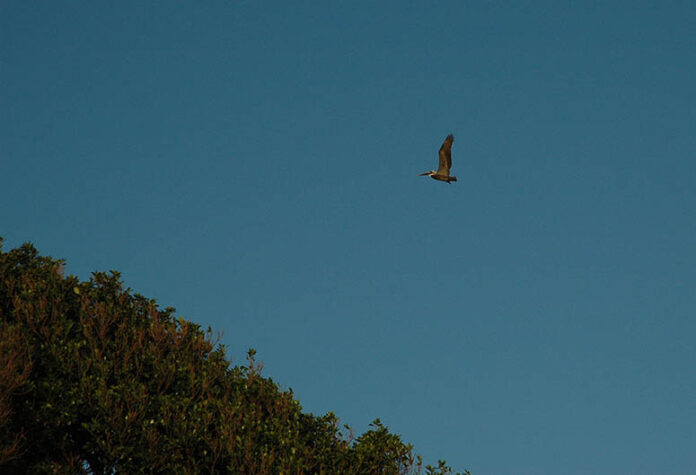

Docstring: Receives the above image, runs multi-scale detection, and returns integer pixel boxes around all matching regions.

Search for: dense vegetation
[0,240,465,474]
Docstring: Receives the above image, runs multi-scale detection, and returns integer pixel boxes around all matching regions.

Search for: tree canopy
[0,239,466,474]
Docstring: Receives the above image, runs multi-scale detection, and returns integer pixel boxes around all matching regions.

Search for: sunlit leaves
[0,241,464,474]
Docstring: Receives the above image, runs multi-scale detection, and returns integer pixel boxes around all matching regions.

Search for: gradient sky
[2,2,695,474]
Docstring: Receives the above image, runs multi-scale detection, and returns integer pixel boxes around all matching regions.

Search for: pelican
[419,134,457,183]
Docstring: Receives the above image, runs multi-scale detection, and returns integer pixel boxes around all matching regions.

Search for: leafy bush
[0,239,466,474]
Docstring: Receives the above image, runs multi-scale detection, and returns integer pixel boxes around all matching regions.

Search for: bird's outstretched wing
[437,134,454,175]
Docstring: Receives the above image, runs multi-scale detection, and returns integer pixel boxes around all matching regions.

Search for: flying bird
[419,134,457,184]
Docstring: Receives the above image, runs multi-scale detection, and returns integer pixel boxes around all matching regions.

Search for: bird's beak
[418,172,429,176]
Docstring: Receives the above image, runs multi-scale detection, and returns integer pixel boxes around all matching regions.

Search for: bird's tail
[448,176,457,182]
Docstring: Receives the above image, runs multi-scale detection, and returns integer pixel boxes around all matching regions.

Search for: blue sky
[2,1,695,473]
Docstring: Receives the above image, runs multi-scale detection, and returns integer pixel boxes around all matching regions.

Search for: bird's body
[419,134,457,183]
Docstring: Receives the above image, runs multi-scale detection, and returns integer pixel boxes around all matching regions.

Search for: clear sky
[2,1,695,473]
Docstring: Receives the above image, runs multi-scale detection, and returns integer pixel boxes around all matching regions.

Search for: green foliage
[0,240,466,474]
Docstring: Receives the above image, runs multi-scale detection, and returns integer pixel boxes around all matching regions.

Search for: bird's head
[419,171,436,177]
